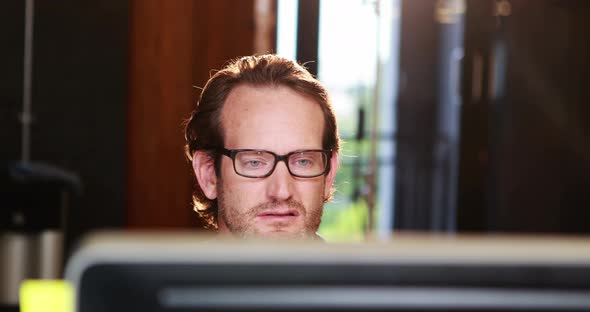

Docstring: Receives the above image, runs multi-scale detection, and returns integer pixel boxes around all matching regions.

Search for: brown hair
[184,54,340,228]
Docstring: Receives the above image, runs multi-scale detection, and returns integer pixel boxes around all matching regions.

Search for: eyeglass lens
[234,150,327,177]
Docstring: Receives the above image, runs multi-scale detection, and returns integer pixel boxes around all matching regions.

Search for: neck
[216,217,232,235]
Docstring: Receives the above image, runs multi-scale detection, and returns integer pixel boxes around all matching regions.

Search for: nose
[265,160,294,201]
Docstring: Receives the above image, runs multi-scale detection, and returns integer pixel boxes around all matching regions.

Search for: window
[277,0,401,241]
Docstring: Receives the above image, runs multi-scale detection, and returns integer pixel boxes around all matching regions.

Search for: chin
[255,228,308,240]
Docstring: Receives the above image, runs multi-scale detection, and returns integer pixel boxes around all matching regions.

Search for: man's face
[214,84,336,239]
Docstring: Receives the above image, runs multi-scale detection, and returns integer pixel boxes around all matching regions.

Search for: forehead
[220,84,325,152]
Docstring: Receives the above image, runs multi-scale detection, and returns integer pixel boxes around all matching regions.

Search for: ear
[192,151,218,200]
[324,151,339,200]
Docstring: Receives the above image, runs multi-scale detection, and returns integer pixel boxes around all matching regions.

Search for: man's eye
[295,159,312,167]
[244,160,264,168]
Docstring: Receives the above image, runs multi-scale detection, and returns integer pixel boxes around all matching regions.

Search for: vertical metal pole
[366,0,382,239]
[376,0,400,239]
[21,0,35,164]
[431,0,465,232]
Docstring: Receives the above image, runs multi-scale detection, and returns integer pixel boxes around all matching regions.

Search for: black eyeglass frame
[220,148,333,178]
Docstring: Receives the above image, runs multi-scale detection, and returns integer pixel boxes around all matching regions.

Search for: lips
[256,209,300,218]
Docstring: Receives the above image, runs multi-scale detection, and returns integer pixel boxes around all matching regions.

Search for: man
[184,54,340,239]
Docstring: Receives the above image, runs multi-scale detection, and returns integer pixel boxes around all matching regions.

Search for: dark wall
[497,0,590,233]
[395,0,444,230]
[0,1,24,164]
[458,0,590,233]
[1,1,128,254]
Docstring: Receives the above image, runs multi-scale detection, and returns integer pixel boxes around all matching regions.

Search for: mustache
[251,199,305,215]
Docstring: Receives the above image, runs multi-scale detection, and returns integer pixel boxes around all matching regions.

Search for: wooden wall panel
[128,0,196,228]
[192,0,258,90]
[128,0,274,228]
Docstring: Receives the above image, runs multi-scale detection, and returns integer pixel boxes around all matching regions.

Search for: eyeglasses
[220,148,332,178]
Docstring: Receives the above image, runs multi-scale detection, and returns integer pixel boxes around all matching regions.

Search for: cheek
[219,164,264,206]
[297,179,326,203]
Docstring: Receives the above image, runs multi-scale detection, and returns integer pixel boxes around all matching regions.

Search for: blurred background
[1,0,590,297]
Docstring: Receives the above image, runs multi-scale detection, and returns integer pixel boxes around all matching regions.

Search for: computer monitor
[65,232,590,311]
